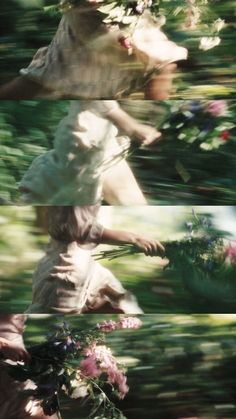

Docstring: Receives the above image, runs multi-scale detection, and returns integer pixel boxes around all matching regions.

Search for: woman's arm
[0,76,51,99]
[100,228,165,256]
[144,63,177,100]
[107,107,161,146]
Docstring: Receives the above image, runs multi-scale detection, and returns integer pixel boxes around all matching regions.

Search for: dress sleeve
[86,101,121,116]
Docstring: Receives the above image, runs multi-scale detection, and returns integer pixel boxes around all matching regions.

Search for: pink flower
[83,343,97,357]
[110,370,129,399]
[135,3,145,14]
[116,317,142,330]
[225,242,236,263]
[82,344,129,398]
[97,317,142,332]
[96,320,117,333]
[80,355,101,378]
[118,36,133,50]
[205,100,228,117]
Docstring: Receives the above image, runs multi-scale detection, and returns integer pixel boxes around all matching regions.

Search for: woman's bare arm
[100,228,165,256]
[107,107,161,145]
[144,63,177,100]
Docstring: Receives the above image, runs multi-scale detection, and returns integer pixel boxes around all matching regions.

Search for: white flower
[71,382,89,399]
[199,36,221,51]
[213,18,225,33]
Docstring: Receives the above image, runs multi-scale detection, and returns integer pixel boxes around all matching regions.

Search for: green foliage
[0,0,60,83]
[0,101,68,202]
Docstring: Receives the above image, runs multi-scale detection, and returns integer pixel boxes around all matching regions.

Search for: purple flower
[53,337,75,353]
[188,101,203,113]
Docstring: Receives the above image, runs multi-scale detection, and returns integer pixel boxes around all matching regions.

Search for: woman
[26,206,165,314]
[0,1,187,100]
[19,100,161,205]
[0,315,58,419]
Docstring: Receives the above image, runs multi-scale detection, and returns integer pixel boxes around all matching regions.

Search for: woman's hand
[132,234,165,256]
[101,229,165,257]
[0,338,30,363]
[131,123,162,146]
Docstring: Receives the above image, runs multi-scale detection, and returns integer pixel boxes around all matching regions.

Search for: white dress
[26,206,143,314]
[0,315,57,419]
[19,100,137,205]
[20,7,188,99]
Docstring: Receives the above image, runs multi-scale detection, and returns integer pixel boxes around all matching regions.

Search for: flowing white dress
[0,315,57,419]
[19,100,134,205]
[26,206,143,314]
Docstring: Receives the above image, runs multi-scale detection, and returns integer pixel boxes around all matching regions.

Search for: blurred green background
[1,205,236,313]
[1,100,236,205]
[22,313,236,419]
[0,0,236,98]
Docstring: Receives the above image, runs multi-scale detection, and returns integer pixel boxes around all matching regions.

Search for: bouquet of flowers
[95,210,236,304]
[161,100,235,151]
[6,317,142,419]
[129,99,235,189]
